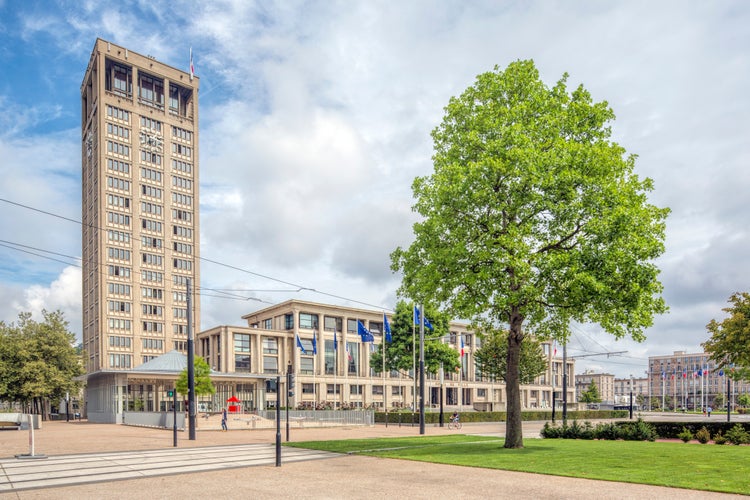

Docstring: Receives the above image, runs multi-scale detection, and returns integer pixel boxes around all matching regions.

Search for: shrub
[695,426,710,444]
[594,422,621,440]
[620,418,656,441]
[725,424,750,445]
[562,420,584,439]
[678,427,693,443]
[713,431,727,445]
[541,422,561,439]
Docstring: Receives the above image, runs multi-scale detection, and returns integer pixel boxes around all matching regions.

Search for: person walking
[221,408,228,431]
[707,406,712,417]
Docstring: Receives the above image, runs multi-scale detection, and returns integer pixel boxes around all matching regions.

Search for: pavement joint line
[0,443,342,492]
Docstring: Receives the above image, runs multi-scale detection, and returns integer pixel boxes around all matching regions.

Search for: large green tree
[370,301,460,376]
[392,60,668,448]
[473,328,546,384]
[703,292,750,381]
[0,310,83,416]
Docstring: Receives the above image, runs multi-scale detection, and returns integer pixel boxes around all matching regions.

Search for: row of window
[106,59,192,117]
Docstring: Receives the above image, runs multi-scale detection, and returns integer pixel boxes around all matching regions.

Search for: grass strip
[288,436,749,495]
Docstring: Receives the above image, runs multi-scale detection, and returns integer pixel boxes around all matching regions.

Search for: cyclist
[451,411,459,424]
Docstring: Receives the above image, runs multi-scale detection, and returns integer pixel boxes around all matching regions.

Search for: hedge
[373,410,628,424]
[645,421,750,439]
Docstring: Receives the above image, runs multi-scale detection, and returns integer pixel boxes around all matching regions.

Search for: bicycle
[447,418,462,430]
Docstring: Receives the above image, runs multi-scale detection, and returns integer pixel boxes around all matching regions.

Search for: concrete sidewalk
[0,419,742,499]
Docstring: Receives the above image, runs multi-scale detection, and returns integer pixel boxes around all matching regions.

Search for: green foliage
[391,59,669,448]
[725,424,750,445]
[374,409,628,424]
[678,427,693,443]
[0,310,83,405]
[176,356,216,397]
[370,301,460,376]
[713,431,727,445]
[619,419,656,442]
[695,426,711,444]
[579,380,602,403]
[473,328,546,383]
[703,292,750,381]
[737,393,750,408]
[541,418,655,441]
[713,392,725,409]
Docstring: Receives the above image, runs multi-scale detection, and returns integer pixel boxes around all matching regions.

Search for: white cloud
[1,1,749,378]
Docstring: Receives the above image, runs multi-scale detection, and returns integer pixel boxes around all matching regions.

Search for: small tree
[636,393,645,409]
[579,380,602,403]
[369,301,460,376]
[703,292,750,381]
[737,393,750,409]
[176,357,216,401]
[713,392,725,409]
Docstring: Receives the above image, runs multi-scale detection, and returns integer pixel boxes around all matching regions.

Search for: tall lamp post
[629,374,634,420]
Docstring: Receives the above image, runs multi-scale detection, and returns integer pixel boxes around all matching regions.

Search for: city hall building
[80,39,202,422]
[198,300,576,412]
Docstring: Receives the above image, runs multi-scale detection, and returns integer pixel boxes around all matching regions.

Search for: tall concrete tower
[80,39,200,374]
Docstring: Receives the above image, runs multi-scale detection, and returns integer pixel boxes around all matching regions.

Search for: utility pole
[562,342,567,423]
[187,278,196,440]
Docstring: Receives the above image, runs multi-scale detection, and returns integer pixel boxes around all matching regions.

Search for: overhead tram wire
[0,198,393,312]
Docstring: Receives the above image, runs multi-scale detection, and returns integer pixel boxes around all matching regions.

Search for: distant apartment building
[80,39,199,421]
[614,376,648,406]
[648,351,750,410]
[575,371,615,405]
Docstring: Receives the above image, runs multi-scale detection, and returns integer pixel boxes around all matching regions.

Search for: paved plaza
[0,416,744,499]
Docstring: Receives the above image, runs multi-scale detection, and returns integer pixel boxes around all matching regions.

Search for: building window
[392,386,402,396]
[350,384,362,395]
[265,379,277,394]
[324,340,335,375]
[302,383,315,395]
[106,59,132,97]
[284,314,294,330]
[347,319,358,333]
[263,356,278,374]
[299,312,319,330]
[327,384,340,395]
[262,337,278,354]
[262,318,272,329]
[372,385,384,396]
[300,356,314,375]
[324,316,342,332]
[139,72,164,108]
[235,354,251,372]
[369,321,382,334]
[234,333,250,352]
[347,342,359,375]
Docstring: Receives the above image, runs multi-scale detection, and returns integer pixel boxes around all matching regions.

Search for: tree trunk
[504,310,524,449]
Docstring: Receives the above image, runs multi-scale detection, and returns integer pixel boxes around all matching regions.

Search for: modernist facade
[648,351,750,410]
[575,371,615,405]
[80,40,200,421]
[198,300,576,412]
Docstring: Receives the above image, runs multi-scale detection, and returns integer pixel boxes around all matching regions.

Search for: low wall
[0,413,41,430]
[123,411,186,430]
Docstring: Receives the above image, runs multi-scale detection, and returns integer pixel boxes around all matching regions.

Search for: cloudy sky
[0,1,747,378]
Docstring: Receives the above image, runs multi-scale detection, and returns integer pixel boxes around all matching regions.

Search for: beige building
[80,40,200,422]
[575,371,615,405]
[648,351,750,411]
[198,300,576,411]
[80,39,200,374]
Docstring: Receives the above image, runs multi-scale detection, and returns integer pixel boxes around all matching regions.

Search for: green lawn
[287,436,750,495]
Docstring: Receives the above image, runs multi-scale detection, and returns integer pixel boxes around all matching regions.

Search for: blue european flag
[384,313,392,343]
[358,321,374,342]
[296,334,307,354]
[413,306,434,331]
[312,330,318,355]
[333,326,338,351]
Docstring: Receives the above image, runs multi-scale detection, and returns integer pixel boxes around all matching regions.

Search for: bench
[0,421,21,430]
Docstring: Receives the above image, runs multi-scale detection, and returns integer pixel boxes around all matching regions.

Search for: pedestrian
[221,408,228,431]
[707,406,712,417]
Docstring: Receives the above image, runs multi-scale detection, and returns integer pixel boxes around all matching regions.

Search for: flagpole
[334,328,337,410]
[412,303,416,415]
[313,330,316,410]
